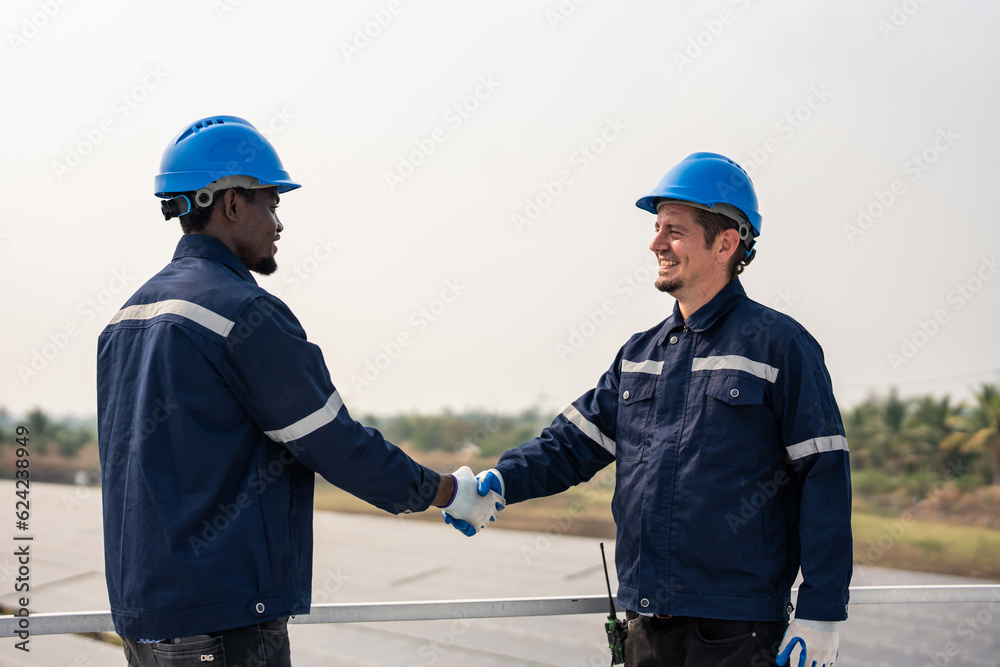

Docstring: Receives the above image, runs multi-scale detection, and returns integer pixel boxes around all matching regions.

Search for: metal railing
[2,585,999,637]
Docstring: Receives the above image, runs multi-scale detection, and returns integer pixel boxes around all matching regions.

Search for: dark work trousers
[121,617,291,667]
[624,611,788,667]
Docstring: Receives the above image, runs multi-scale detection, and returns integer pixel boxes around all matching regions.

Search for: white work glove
[441,467,505,536]
[777,619,839,667]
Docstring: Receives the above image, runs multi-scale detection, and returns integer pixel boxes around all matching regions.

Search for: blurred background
[2,1,1000,664]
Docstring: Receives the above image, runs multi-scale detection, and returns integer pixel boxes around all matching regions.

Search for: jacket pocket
[698,374,767,469]
[617,375,657,462]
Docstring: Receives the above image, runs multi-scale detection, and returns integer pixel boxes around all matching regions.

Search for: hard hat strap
[194,175,272,209]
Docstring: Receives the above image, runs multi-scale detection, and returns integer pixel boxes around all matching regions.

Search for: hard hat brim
[155,173,300,198]
[636,194,762,231]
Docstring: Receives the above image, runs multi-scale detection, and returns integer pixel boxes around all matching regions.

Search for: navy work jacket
[496,279,852,622]
[97,234,440,639]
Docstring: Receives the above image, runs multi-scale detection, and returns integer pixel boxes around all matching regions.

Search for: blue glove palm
[443,469,505,536]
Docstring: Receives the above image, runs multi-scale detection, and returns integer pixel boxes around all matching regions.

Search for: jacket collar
[659,278,747,342]
[172,234,257,285]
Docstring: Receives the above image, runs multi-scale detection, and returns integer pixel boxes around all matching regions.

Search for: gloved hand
[441,467,505,536]
[442,469,505,536]
[776,619,839,667]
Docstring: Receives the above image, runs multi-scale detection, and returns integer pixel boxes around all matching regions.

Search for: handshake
[440,467,506,536]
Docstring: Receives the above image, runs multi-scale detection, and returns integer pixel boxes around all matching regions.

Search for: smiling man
[97,116,502,667]
[447,153,852,666]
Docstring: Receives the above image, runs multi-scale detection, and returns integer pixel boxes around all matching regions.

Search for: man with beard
[447,153,851,667]
[97,116,503,667]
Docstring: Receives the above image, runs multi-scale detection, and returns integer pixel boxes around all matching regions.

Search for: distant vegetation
[2,383,998,491]
[362,408,551,458]
[4,386,999,577]
[844,384,1000,490]
[0,407,99,484]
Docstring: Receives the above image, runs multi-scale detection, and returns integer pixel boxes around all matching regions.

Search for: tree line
[1,383,997,488]
[844,384,1000,488]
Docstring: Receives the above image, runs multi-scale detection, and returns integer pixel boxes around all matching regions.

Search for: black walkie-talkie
[600,543,626,665]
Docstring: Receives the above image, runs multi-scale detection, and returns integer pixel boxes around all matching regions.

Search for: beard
[247,255,278,276]
[656,276,683,293]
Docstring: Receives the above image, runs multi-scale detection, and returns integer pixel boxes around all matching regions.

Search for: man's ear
[716,228,741,265]
[218,189,238,223]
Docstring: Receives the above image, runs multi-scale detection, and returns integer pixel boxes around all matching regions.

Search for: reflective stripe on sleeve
[621,359,664,375]
[265,391,345,443]
[691,355,779,382]
[561,405,616,457]
[108,299,235,338]
[786,435,849,460]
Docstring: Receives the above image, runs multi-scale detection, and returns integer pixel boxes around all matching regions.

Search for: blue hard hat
[636,152,761,256]
[154,115,300,197]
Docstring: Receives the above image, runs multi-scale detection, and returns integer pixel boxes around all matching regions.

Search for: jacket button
[255,603,265,614]
[669,336,678,344]
[786,604,794,615]
[640,598,650,608]
[623,390,630,400]
[730,388,739,398]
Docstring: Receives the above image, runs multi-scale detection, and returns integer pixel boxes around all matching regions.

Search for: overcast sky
[4,0,999,422]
